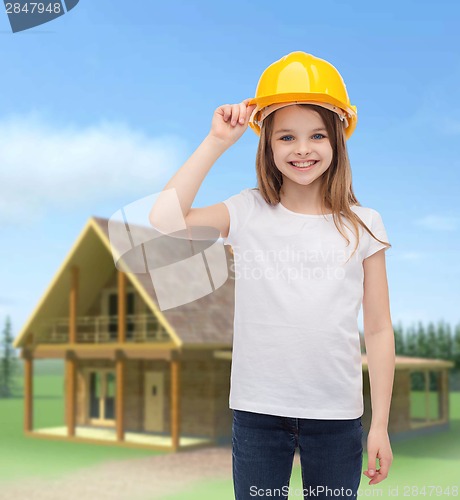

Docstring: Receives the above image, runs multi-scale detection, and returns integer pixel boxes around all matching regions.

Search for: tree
[406,323,418,357]
[0,315,20,398]
[417,321,429,357]
[436,319,451,360]
[394,320,405,355]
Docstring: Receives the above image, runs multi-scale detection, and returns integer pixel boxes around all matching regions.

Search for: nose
[295,141,312,156]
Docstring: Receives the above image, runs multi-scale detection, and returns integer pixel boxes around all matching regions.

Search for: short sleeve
[222,188,256,246]
[363,209,390,259]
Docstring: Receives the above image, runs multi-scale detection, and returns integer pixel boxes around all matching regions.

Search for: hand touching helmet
[209,98,257,148]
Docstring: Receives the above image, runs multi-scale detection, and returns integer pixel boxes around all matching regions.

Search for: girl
[150,52,395,500]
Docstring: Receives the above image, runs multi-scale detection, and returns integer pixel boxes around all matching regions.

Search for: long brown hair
[252,103,391,262]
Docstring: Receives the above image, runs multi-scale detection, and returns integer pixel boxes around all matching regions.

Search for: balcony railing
[35,314,171,344]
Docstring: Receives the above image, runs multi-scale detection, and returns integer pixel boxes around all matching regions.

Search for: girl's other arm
[362,248,395,429]
[362,248,395,484]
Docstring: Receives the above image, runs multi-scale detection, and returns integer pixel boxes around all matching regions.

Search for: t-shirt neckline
[277,201,334,218]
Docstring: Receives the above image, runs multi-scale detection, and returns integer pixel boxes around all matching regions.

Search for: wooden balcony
[35,314,171,345]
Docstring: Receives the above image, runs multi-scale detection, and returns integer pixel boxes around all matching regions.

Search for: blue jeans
[232,409,363,500]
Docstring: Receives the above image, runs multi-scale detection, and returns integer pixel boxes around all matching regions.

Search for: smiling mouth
[289,160,318,169]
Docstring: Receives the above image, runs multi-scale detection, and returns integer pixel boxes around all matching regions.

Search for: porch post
[424,370,430,422]
[69,265,78,344]
[116,350,125,442]
[438,369,449,422]
[24,349,33,432]
[67,265,78,437]
[66,352,76,436]
[116,270,126,442]
[171,358,181,451]
[118,270,126,343]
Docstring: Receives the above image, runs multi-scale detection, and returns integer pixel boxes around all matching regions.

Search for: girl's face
[270,106,333,186]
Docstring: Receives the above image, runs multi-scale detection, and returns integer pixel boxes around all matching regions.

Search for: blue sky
[1,0,459,344]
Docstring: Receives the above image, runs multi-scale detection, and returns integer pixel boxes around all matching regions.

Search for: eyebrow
[274,127,327,134]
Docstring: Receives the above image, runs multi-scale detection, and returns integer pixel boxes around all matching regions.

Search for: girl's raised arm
[149,99,256,238]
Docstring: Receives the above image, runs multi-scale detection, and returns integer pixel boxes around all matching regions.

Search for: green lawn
[1,363,459,500]
[0,363,165,484]
[410,389,446,420]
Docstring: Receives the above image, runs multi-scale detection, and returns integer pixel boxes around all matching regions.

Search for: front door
[88,370,116,425]
[144,371,164,432]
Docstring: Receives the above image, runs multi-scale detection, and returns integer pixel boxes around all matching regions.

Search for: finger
[363,470,375,480]
[377,457,390,480]
[369,469,384,485]
[221,105,231,122]
[367,451,377,478]
[247,103,258,118]
[363,469,377,483]
[238,102,247,124]
[231,104,240,126]
[366,467,376,477]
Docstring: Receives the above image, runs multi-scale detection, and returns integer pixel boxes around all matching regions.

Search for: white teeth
[291,161,317,167]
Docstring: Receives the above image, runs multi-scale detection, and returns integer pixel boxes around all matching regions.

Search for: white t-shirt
[222,187,390,419]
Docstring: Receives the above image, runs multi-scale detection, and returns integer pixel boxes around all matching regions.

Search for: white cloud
[415,215,458,231]
[0,112,188,227]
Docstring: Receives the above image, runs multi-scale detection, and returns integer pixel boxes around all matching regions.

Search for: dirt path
[0,446,302,500]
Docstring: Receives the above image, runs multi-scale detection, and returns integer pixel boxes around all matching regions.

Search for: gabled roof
[13,216,236,349]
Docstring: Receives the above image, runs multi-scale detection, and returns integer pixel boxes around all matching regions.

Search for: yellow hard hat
[248,51,358,140]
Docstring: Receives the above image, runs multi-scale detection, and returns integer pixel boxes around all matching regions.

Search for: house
[12,216,454,452]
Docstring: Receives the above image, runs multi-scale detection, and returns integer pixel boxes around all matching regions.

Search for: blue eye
[279,134,326,141]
